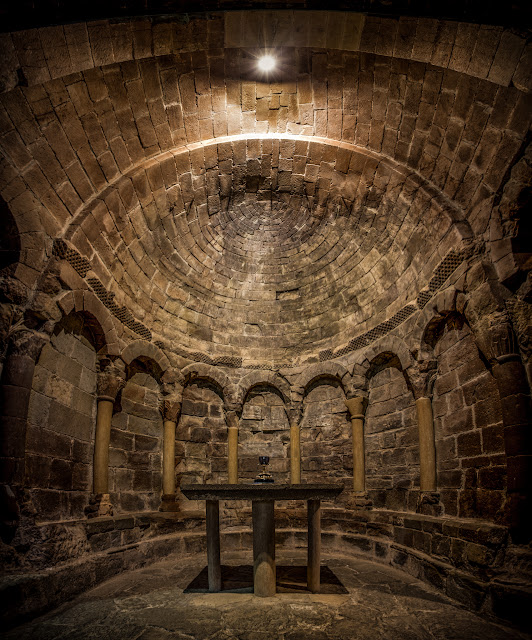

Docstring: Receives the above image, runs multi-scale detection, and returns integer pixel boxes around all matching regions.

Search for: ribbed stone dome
[69,137,462,365]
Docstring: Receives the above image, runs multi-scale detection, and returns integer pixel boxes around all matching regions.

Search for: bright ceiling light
[258,55,276,72]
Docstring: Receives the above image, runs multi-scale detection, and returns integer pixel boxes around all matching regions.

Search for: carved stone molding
[6,326,51,362]
[286,403,303,426]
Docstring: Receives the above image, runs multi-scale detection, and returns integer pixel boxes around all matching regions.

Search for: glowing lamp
[258,55,276,72]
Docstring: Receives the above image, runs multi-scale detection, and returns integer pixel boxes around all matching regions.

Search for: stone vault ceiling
[62,135,462,365]
[0,10,530,368]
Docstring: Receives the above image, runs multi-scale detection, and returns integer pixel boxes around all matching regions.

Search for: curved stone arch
[120,340,173,386]
[360,336,414,377]
[237,370,291,408]
[62,136,468,239]
[121,340,171,373]
[410,287,462,355]
[3,15,527,92]
[1,198,49,291]
[56,290,120,356]
[180,362,231,402]
[295,361,351,397]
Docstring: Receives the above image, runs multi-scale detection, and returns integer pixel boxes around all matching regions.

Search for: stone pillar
[415,397,437,492]
[226,410,239,484]
[344,396,368,492]
[0,327,49,534]
[206,500,222,591]
[90,360,124,518]
[488,323,532,543]
[252,500,276,597]
[160,397,182,512]
[307,499,321,593]
[0,329,49,488]
[290,421,301,484]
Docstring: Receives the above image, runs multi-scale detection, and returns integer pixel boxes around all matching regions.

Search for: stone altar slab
[180,483,344,596]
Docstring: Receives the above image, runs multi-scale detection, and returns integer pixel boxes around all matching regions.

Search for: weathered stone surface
[1,6,531,635]
[3,549,529,639]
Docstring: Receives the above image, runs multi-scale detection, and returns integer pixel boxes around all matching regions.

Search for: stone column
[415,397,437,492]
[290,420,301,484]
[488,323,532,543]
[206,499,222,591]
[226,410,239,484]
[345,396,368,492]
[90,360,124,518]
[307,499,321,593]
[160,397,182,512]
[252,499,276,597]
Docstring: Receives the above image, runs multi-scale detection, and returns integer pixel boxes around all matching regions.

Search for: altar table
[180,484,344,597]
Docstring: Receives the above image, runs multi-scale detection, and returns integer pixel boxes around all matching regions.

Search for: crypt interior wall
[0,4,531,632]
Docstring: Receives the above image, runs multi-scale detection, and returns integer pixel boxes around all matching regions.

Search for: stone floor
[4,550,530,640]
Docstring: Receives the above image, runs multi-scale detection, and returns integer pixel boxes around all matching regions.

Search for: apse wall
[0,8,531,633]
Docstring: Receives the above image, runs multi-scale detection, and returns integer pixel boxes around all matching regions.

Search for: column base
[85,493,113,518]
[160,494,180,512]
[416,491,443,516]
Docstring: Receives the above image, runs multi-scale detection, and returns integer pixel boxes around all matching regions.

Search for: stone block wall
[2,23,530,367]
[433,322,506,523]
[177,381,227,509]
[0,8,531,631]
[110,372,162,513]
[366,366,420,510]
[300,381,352,484]
[239,386,290,483]
[27,316,97,521]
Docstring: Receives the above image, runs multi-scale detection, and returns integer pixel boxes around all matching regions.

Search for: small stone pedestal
[342,491,373,510]
[416,492,443,516]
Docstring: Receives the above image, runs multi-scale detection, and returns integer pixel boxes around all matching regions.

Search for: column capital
[287,403,303,427]
[225,408,240,428]
[406,360,438,400]
[6,325,51,362]
[97,358,125,401]
[160,396,182,422]
[487,321,520,364]
[344,395,368,419]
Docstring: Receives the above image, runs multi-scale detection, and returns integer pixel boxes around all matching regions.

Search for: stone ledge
[0,530,203,630]
[2,525,530,632]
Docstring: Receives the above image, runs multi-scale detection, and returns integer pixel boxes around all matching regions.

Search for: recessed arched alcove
[0,4,531,638]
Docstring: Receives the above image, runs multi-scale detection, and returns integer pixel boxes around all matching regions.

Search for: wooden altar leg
[252,500,276,597]
[206,500,221,592]
[307,499,321,593]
